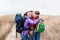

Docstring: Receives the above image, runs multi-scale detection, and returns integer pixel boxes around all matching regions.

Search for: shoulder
[25,18,29,22]
[26,18,31,22]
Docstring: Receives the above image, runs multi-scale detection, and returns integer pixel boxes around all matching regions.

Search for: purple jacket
[22,16,40,35]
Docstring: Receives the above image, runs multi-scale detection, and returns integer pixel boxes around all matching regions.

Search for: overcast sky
[0,0,60,16]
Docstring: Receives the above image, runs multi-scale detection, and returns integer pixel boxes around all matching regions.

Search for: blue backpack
[15,13,24,33]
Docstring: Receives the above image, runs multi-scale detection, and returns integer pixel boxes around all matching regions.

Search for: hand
[29,31,33,35]
[42,19,44,22]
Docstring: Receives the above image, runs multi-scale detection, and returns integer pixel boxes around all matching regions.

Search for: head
[34,11,40,17]
[24,10,33,18]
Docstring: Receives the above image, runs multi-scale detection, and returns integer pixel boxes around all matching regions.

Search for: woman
[21,11,40,40]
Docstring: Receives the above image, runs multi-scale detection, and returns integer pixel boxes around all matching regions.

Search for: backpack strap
[24,28,30,31]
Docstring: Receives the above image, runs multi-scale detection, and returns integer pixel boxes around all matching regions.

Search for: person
[31,11,40,40]
[29,11,40,35]
[21,10,40,40]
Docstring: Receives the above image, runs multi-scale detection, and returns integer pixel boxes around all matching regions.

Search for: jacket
[22,16,40,35]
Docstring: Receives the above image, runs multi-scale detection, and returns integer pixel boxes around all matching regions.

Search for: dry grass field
[0,15,60,40]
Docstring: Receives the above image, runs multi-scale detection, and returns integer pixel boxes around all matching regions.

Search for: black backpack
[14,13,24,33]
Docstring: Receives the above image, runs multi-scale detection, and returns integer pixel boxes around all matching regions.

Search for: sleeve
[28,18,40,24]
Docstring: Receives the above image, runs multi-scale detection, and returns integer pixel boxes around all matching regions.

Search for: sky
[0,0,60,16]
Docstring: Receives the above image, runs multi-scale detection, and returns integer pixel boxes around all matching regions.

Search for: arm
[28,18,40,24]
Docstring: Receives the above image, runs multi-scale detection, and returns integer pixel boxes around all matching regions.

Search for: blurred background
[0,0,60,40]
[0,0,60,16]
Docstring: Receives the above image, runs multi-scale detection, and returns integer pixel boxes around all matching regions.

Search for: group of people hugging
[20,10,42,40]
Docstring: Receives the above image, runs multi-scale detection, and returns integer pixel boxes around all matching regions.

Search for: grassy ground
[0,15,60,40]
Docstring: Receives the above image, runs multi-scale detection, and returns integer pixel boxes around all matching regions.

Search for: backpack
[15,13,24,33]
[35,19,45,33]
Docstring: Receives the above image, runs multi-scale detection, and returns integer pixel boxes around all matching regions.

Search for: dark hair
[28,10,33,12]
[23,10,33,20]
[35,11,40,15]
[24,10,33,16]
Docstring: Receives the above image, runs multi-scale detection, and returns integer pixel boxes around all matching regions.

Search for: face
[31,12,36,17]
[27,12,32,17]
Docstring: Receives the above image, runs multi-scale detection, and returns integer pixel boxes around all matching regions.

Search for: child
[31,11,41,40]
[29,11,40,35]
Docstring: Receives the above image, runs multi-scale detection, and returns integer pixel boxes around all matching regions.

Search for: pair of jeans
[31,32,40,40]
[21,34,29,40]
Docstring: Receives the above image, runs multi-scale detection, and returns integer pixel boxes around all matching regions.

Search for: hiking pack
[14,13,24,33]
[35,19,45,33]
